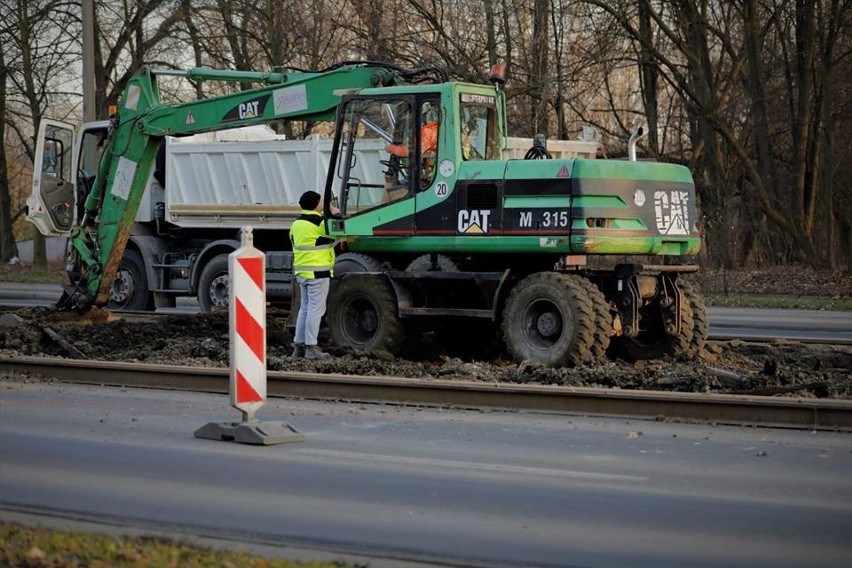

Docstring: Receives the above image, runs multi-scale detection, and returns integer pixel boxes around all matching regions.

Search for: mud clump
[1,311,850,399]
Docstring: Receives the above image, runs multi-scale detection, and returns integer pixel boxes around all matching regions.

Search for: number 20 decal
[434,181,449,199]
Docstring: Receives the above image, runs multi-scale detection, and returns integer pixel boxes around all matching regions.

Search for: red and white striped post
[194,227,303,445]
[229,226,266,421]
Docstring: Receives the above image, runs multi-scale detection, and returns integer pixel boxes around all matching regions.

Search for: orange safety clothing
[386,121,438,158]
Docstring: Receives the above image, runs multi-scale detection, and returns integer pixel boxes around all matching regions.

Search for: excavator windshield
[460,93,500,160]
[331,97,414,215]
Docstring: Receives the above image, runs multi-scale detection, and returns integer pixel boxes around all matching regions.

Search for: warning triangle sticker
[186,111,195,125]
[235,369,263,403]
[556,165,570,177]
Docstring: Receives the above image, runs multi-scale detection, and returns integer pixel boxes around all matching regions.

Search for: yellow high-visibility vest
[290,210,336,279]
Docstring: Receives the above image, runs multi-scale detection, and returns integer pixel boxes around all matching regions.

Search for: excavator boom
[66,63,406,309]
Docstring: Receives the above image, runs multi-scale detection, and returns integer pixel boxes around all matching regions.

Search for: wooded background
[1,0,850,270]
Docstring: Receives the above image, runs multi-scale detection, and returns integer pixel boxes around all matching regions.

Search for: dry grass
[0,260,64,284]
[0,521,356,568]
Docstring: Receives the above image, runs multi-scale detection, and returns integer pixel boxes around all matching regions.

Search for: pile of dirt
[2,311,849,400]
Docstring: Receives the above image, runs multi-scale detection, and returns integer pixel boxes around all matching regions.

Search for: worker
[289,190,336,359]
[385,119,438,158]
[462,119,482,160]
[385,120,437,188]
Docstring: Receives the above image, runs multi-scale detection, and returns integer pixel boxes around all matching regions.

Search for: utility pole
[82,0,95,121]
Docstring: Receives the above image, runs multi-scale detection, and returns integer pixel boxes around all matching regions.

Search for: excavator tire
[680,279,708,359]
[107,249,154,311]
[334,252,384,274]
[501,272,595,367]
[327,274,404,356]
[575,277,613,362]
[405,254,459,272]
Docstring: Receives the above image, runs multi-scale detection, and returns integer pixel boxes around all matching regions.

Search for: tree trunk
[183,0,205,100]
[0,39,18,262]
[638,0,659,156]
[530,0,550,136]
[792,0,816,236]
[485,0,497,67]
[16,0,46,266]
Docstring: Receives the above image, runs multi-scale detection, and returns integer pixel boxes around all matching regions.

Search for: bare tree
[1,0,80,265]
[93,0,187,114]
[0,38,16,262]
[581,0,852,268]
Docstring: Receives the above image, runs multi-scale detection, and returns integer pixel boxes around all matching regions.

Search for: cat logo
[222,95,270,122]
[458,209,491,234]
[239,101,260,119]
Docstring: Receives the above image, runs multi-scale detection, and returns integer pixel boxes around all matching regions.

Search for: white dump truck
[27,120,597,311]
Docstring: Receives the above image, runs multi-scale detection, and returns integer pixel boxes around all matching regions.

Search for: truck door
[26,119,75,236]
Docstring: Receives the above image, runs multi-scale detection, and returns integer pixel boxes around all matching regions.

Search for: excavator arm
[64,62,405,310]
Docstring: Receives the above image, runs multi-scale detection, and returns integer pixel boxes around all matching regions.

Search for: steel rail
[2,355,850,431]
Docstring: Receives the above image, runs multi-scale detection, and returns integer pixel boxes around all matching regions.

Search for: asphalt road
[1,282,850,343]
[1,381,851,567]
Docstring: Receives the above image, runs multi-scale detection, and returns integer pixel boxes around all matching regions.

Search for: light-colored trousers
[294,276,330,346]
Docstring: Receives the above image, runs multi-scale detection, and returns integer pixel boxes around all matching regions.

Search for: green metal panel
[572,158,694,183]
[348,235,574,254]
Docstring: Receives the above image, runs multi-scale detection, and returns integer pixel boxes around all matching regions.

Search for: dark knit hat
[299,190,321,210]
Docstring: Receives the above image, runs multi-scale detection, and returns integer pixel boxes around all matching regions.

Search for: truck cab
[27,119,107,237]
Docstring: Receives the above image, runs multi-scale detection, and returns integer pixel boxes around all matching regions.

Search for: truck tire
[501,272,595,367]
[609,291,694,362]
[198,254,230,313]
[327,274,403,355]
[107,250,154,311]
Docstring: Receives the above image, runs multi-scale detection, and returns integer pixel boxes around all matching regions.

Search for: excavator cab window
[460,94,500,160]
[331,97,414,216]
[417,99,440,189]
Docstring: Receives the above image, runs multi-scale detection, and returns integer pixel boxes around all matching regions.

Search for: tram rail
[2,355,850,431]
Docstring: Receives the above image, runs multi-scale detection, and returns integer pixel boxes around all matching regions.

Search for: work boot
[304,345,331,360]
[291,343,305,358]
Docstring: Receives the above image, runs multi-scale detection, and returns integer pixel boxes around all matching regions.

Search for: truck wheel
[198,254,230,313]
[327,275,403,355]
[405,254,458,272]
[680,279,708,358]
[501,272,595,367]
[108,250,154,311]
[609,292,694,362]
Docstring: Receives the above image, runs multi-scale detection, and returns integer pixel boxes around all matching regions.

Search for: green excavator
[55,61,706,366]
